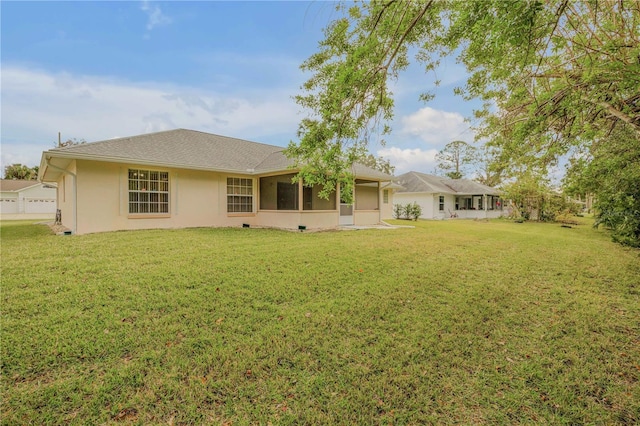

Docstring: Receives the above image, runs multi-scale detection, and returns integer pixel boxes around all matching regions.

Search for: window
[464,198,473,209]
[439,195,445,211]
[489,196,496,210]
[128,169,169,214]
[227,178,253,213]
[383,189,389,204]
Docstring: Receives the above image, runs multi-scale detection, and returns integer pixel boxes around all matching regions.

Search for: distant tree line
[3,164,39,180]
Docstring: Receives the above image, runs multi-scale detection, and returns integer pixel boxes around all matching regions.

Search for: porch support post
[377,181,381,223]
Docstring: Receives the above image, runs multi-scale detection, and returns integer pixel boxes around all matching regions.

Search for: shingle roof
[394,171,500,195]
[444,178,500,195]
[0,179,42,192]
[253,150,292,173]
[352,163,398,181]
[42,128,393,180]
[48,129,284,172]
[394,171,457,194]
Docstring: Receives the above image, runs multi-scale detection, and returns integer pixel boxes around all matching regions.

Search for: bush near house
[394,202,422,220]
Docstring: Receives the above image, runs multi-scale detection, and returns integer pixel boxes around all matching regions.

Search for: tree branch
[581,95,640,134]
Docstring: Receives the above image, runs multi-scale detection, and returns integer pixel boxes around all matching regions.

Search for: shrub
[395,202,422,221]
[393,203,403,219]
[402,203,412,220]
[409,202,422,221]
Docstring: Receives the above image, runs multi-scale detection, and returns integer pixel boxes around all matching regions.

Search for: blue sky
[1,1,480,175]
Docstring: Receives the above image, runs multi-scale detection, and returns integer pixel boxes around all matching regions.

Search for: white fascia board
[42,151,261,176]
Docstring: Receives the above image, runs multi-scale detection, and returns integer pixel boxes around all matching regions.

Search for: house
[0,179,57,217]
[393,171,504,220]
[38,129,397,234]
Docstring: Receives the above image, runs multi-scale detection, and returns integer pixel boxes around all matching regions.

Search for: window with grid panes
[128,169,169,214]
[227,178,253,212]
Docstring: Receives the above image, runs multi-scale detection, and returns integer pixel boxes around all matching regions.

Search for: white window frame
[128,169,169,214]
[227,177,253,213]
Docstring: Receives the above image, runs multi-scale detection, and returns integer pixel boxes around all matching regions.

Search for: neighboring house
[38,129,398,234]
[394,171,504,220]
[0,179,57,216]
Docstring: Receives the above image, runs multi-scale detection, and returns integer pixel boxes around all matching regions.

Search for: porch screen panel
[128,169,169,214]
[259,174,298,210]
[354,180,378,210]
[303,184,336,210]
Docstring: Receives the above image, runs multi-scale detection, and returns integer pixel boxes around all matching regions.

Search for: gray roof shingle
[0,179,42,192]
[394,171,500,195]
[43,128,393,180]
[444,178,500,195]
[394,171,457,194]
[49,129,283,172]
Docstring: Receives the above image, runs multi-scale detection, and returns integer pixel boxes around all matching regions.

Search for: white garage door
[25,198,57,214]
[0,198,19,214]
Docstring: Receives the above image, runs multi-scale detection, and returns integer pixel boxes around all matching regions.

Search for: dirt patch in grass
[45,221,71,234]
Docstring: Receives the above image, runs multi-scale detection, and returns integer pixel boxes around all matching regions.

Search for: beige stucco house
[38,129,397,234]
[0,179,57,217]
[394,171,504,220]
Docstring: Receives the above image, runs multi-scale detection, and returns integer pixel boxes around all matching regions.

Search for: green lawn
[1,219,638,425]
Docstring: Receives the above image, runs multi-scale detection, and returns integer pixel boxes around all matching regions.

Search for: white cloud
[0,66,301,171]
[140,1,172,32]
[0,145,46,174]
[400,106,474,146]
[377,146,439,175]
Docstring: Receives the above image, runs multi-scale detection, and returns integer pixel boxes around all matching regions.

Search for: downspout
[44,158,77,234]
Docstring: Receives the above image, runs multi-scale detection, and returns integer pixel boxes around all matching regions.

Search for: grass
[1,218,639,425]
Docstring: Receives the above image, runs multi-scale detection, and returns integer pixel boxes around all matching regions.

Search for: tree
[435,140,477,179]
[287,1,639,198]
[473,1,640,169]
[359,153,395,175]
[564,124,640,247]
[55,137,86,148]
[501,169,572,222]
[3,164,38,180]
[473,145,504,188]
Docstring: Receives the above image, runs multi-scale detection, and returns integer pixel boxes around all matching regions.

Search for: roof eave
[40,150,397,182]
[12,183,42,192]
[455,192,502,196]
[41,150,275,176]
